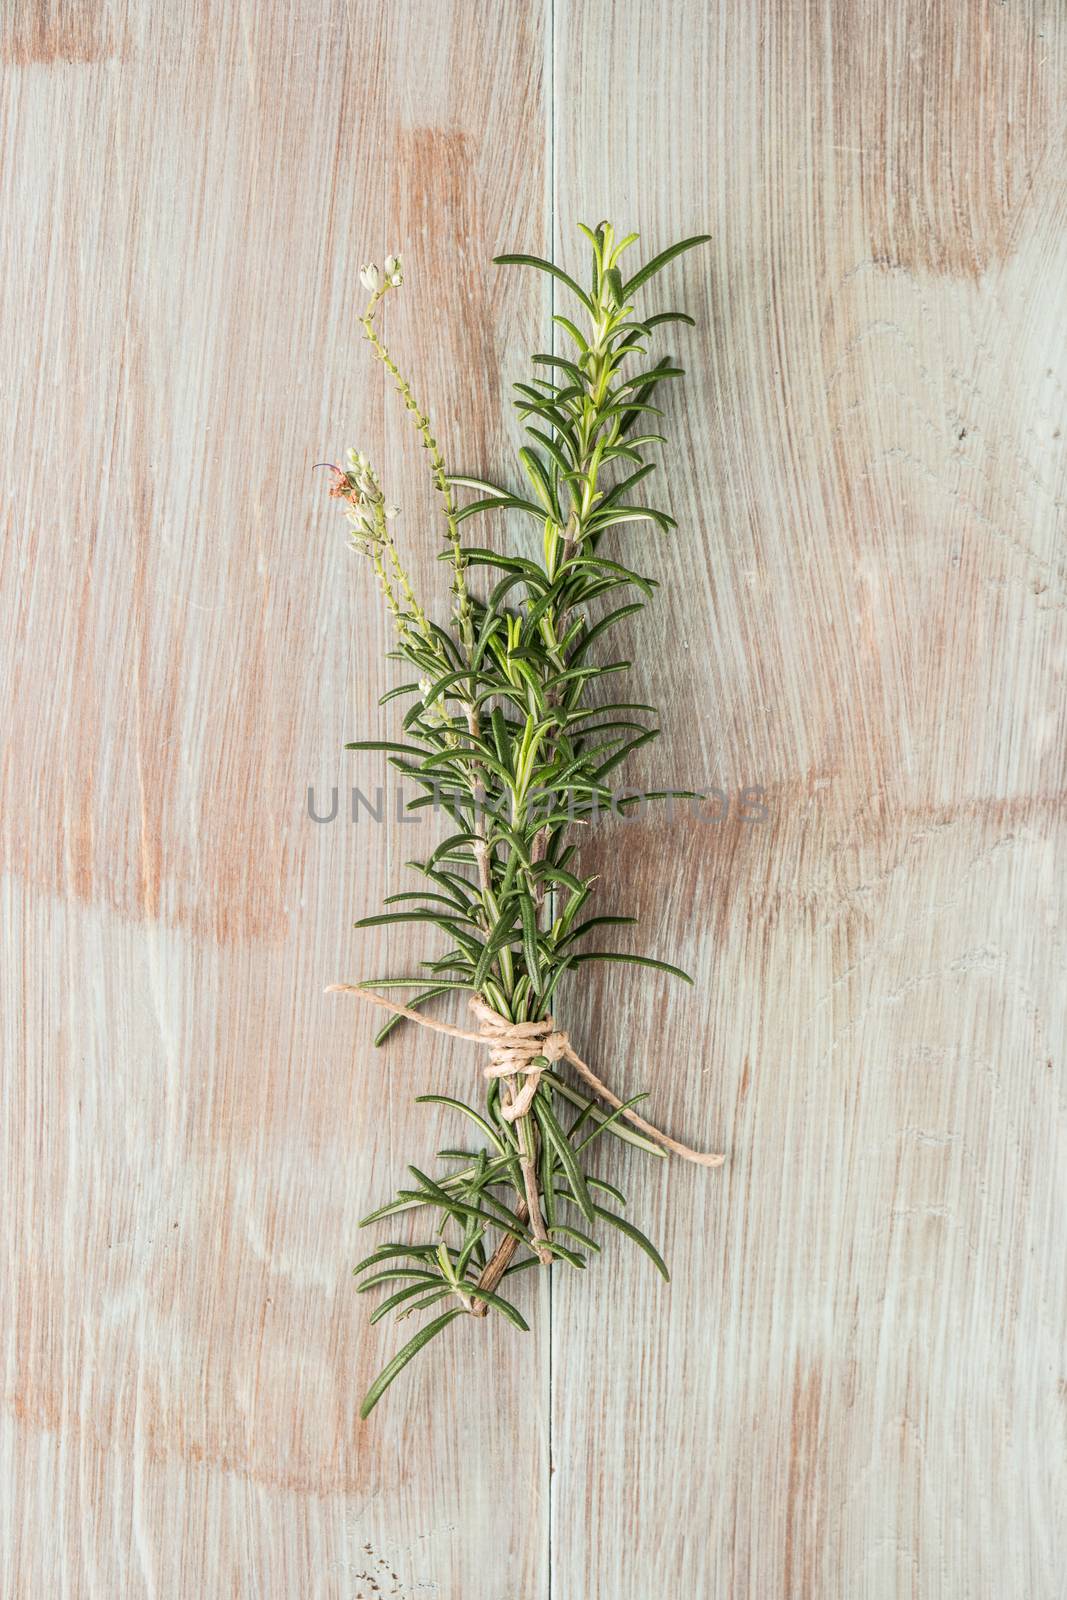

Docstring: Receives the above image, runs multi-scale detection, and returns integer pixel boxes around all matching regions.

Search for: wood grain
[2,3,548,1595]
[3,0,1066,1595]
[550,2,1067,1597]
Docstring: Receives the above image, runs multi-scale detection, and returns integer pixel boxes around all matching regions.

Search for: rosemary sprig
[326,224,711,1416]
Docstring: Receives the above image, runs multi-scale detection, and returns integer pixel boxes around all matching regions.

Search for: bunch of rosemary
[325,222,711,1416]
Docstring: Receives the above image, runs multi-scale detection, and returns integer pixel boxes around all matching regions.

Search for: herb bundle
[324,223,722,1417]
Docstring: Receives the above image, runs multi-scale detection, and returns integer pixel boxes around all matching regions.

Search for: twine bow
[326,985,724,1167]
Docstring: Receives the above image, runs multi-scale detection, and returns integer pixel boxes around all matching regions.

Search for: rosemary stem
[339,224,714,1414]
[516,1107,552,1263]
[471,1200,529,1313]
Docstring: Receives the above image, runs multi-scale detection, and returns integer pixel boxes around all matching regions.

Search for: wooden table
[3,2,1065,1594]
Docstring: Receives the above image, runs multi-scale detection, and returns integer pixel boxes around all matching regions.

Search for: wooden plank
[0,3,549,1594]
[7,0,1067,1594]
[549,2,1067,1596]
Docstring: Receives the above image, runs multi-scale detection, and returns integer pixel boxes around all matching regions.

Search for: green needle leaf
[519,895,542,993]
[414,1095,507,1155]
[494,252,595,313]
[359,1309,468,1419]
[459,1284,531,1330]
[570,951,695,985]
[369,1282,450,1324]
[621,233,711,297]
[592,1203,671,1281]
[535,1097,595,1223]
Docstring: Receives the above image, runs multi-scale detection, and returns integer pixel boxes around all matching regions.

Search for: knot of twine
[468,996,567,1122]
[326,986,724,1166]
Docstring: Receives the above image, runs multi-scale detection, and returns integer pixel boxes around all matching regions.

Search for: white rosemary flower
[359,262,380,293]
[384,253,403,287]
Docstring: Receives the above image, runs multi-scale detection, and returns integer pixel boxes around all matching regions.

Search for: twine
[326,986,725,1167]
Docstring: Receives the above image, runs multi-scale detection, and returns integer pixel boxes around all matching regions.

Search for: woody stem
[515,1104,552,1264]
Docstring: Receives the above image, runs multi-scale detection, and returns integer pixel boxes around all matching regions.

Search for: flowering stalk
[326,222,713,1416]
[359,255,473,650]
